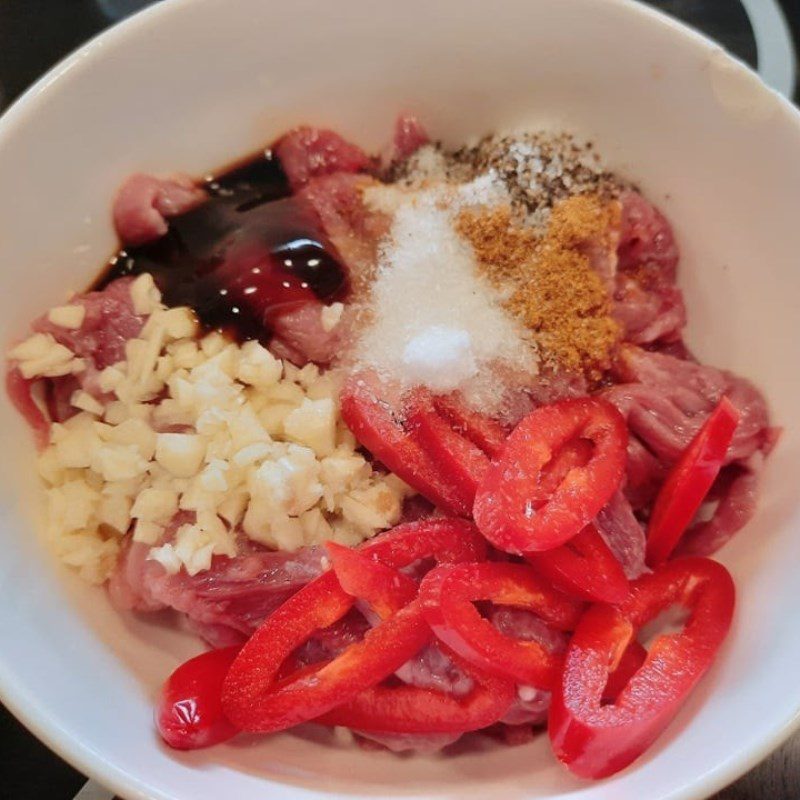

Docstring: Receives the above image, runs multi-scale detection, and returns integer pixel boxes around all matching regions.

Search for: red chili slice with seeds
[530,524,629,604]
[220,519,485,734]
[474,397,628,554]
[340,372,473,515]
[419,562,582,688]
[549,557,735,778]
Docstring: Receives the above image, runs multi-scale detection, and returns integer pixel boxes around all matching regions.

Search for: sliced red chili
[474,397,628,554]
[222,576,430,733]
[319,529,515,733]
[530,524,629,604]
[317,652,515,734]
[360,517,488,569]
[157,646,240,750]
[419,562,582,688]
[406,392,490,502]
[549,557,735,779]
[537,438,595,496]
[602,641,647,703]
[326,540,418,620]
[320,535,515,733]
[221,518,484,734]
[432,393,507,458]
[340,371,471,515]
[646,397,740,566]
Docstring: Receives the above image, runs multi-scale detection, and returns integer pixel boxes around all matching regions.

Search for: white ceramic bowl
[1,0,799,798]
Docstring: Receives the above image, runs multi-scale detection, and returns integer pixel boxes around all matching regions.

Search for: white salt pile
[352,181,538,414]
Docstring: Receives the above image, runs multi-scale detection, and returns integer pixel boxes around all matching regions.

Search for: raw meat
[604,346,774,552]
[388,114,430,163]
[32,277,144,371]
[113,173,205,246]
[109,539,326,641]
[596,490,647,578]
[613,191,685,345]
[275,127,371,191]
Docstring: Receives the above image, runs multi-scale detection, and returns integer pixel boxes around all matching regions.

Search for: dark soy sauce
[95,150,348,343]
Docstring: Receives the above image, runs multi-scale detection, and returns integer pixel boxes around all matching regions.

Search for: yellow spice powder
[456,195,621,377]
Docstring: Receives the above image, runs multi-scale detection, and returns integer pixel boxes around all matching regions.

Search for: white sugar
[352,185,538,413]
[402,326,477,393]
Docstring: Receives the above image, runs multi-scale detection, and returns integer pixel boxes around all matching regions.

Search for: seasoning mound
[352,183,539,414]
[391,131,628,232]
[458,195,621,377]
[352,130,627,407]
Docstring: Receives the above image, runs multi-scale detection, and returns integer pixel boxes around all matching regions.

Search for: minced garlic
[32,274,413,583]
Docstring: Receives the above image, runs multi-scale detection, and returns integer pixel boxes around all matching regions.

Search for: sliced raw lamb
[606,346,772,466]
[604,346,774,553]
[613,280,686,346]
[613,190,685,345]
[293,611,372,666]
[676,453,764,558]
[275,127,371,192]
[355,607,562,751]
[6,368,49,447]
[490,607,567,727]
[298,172,389,290]
[113,173,206,246]
[617,190,680,277]
[32,277,145,371]
[269,301,343,366]
[8,278,147,432]
[595,490,648,579]
[385,113,430,165]
[109,539,326,643]
[394,642,475,698]
[281,172,389,364]
[354,730,462,753]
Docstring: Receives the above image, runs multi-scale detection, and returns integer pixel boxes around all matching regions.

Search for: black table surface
[2,1,800,798]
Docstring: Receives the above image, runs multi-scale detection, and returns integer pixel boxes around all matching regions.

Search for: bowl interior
[1,1,799,798]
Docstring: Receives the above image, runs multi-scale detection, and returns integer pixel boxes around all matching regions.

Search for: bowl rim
[2,0,800,798]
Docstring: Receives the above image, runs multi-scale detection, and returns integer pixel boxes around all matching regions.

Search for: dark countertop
[1,1,798,797]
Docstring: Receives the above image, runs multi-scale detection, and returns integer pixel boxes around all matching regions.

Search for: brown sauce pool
[95,150,348,343]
